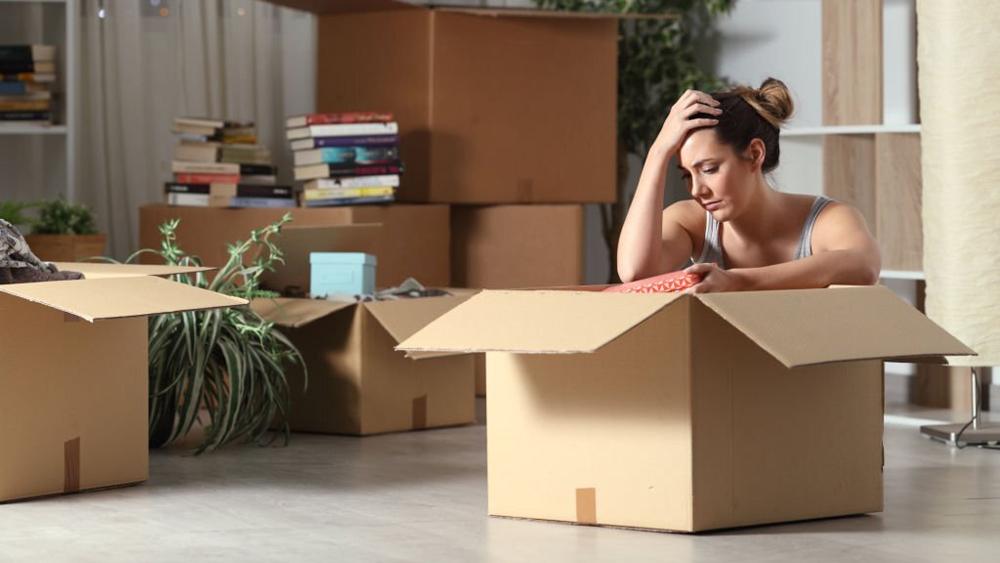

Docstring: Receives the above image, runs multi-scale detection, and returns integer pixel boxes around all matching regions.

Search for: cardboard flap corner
[696,286,977,368]
[396,290,683,355]
[0,276,246,322]
[363,293,475,354]
[250,297,357,328]
[52,262,215,279]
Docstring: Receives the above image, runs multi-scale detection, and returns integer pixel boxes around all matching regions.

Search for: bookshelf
[0,0,77,201]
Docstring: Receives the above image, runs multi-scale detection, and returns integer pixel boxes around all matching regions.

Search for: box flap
[363,294,475,345]
[0,276,247,322]
[697,286,977,368]
[397,290,682,354]
[51,262,213,279]
[251,297,356,328]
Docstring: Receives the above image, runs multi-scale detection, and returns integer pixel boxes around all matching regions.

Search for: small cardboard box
[399,286,975,532]
[267,0,622,204]
[139,203,450,288]
[0,263,246,502]
[252,294,476,435]
[451,205,585,290]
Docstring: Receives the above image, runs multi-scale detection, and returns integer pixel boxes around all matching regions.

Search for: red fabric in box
[603,271,701,294]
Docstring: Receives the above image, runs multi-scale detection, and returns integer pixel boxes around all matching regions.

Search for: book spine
[306,122,399,138]
[167,193,210,207]
[0,72,53,83]
[308,146,399,165]
[171,161,240,174]
[235,185,294,198]
[302,195,395,207]
[238,164,276,176]
[0,82,27,95]
[307,174,400,190]
[174,173,240,184]
[312,134,399,148]
[0,99,49,111]
[230,197,297,208]
[325,164,403,178]
[165,182,211,195]
[305,112,393,125]
[0,62,36,74]
[0,46,32,63]
[304,186,394,200]
[0,110,50,121]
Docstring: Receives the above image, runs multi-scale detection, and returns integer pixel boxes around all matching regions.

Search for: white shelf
[0,0,68,3]
[0,124,67,135]
[880,269,925,281]
[782,124,921,137]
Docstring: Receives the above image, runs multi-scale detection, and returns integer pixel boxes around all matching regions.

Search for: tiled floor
[2,400,999,562]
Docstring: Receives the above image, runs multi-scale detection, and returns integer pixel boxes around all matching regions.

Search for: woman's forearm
[733,249,880,291]
[617,143,671,281]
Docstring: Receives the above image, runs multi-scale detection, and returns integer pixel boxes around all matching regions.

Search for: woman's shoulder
[663,199,706,232]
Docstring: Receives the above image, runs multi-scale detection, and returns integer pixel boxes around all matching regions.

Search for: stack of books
[166,117,294,208]
[287,112,402,207]
[0,45,56,127]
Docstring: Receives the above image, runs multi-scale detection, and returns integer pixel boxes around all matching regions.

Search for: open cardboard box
[397,285,975,532]
[252,223,477,435]
[0,262,246,502]
[252,293,476,435]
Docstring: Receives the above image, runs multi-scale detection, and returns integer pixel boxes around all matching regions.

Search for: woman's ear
[745,138,766,171]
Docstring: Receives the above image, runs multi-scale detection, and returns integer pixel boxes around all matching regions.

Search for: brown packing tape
[576,487,597,525]
[64,437,80,493]
[412,395,428,430]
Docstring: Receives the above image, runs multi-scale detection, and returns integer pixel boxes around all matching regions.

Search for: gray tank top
[695,195,833,269]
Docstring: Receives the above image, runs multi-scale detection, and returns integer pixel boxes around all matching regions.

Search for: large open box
[399,286,974,532]
[0,263,245,502]
[252,293,475,436]
[268,0,620,204]
[451,205,584,290]
[139,204,450,288]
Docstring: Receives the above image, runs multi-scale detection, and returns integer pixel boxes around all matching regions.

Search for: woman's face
[677,129,758,222]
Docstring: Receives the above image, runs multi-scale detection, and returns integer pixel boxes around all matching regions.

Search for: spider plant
[121,214,305,454]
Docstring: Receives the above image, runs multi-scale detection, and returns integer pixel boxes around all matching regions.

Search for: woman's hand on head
[682,262,745,294]
[653,90,722,159]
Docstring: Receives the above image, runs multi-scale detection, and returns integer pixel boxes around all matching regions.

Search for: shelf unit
[0,0,77,201]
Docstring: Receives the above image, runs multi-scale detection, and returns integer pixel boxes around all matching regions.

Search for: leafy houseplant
[124,215,305,454]
[0,201,35,229]
[536,0,735,281]
[23,198,107,261]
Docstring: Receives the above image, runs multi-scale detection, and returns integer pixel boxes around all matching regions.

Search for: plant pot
[25,233,107,262]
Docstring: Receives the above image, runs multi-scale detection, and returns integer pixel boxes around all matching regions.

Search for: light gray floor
[3,399,1000,562]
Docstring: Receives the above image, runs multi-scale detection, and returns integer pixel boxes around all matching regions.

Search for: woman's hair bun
[752,77,794,127]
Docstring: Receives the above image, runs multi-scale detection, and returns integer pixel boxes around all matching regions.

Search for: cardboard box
[452,205,584,289]
[268,0,618,204]
[398,286,975,532]
[138,204,450,288]
[474,354,486,397]
[0,263,246,502]
[252,294,476,435]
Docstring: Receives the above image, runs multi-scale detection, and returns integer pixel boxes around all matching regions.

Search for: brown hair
[693,77,794,173]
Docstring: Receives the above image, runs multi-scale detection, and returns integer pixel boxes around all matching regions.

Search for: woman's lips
[703,200,723,211]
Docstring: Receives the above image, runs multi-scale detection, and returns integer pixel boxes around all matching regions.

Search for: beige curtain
[77,0,315,258]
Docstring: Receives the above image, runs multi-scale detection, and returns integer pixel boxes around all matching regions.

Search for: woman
[617,78,881,293]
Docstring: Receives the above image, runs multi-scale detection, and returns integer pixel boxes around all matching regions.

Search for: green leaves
[31,198,99,235]
[137,214,305,454]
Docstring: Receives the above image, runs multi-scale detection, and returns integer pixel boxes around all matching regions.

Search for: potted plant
[119,214,305,453]
[23,198,107,262]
